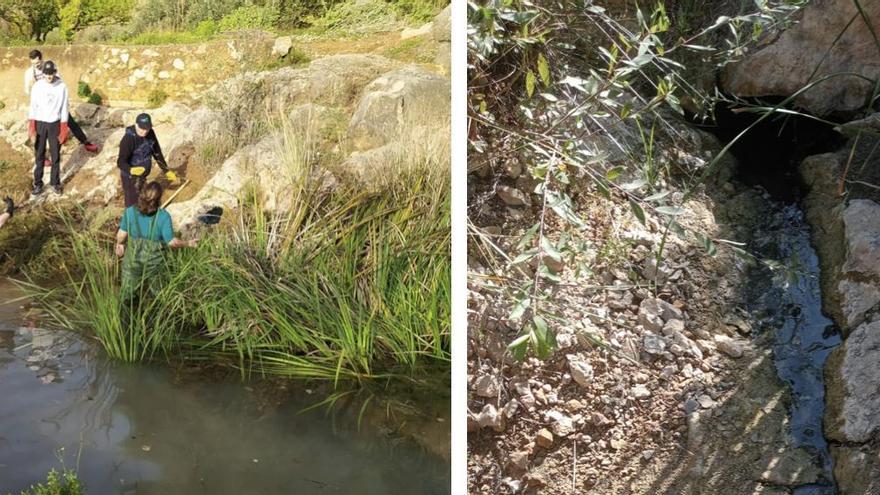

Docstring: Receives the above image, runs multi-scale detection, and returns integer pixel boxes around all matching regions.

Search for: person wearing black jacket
[116,113,178,207]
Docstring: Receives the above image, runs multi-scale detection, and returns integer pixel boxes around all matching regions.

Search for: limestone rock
[475,403,504,432]
[758,448,822,486]
[842,199,880,278]
[545,410,575,437]
[475,374,499,398]
[723,0,880,115]
[272,36,293,58]
[432,4,451,42]
[401,22,433,40]
[713,334,745,358]
[832,444,880,495]
[496,186,530,207]
[346,66,450,151]
[535,428,553,448]
[567,354,593,388]
[173,58,185,71]
[825,320,880,443]
[838,279,880,329]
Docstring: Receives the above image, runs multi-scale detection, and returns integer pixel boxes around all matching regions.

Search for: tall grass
[20,111,450,389]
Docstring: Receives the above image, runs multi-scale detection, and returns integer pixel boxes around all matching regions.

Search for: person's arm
[115,229,128,257]
[117,134,134,173]
[59,84,69,123]
[150,130,169,172]
[160,211,196,249]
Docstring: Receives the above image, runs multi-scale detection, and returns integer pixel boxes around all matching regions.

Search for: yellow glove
[130,166,146,177]
[164,170,179,183]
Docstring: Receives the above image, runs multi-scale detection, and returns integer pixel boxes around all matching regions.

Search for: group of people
[12,49,197,299]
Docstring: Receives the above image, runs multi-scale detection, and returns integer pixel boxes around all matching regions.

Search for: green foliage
[0,0,58,40]
[76,81,91,98]
[146,89,167,108]
[17,469,83,495]
[193,19,218,37]
[309,0,402,34]
[217,5,278,32]
[389,0,446,24]
[117,29,210,44]
[87,92,102,105]
[59,0,84,41]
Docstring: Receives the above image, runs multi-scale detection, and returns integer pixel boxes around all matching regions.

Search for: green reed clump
[22,167,449,387]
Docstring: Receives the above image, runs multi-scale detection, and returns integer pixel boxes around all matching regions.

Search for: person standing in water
[25,50,99,154]
[28,60,68,196]
[115,181,196,301]
[116,113,178,207]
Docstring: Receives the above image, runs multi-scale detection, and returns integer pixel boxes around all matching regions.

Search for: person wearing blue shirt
[115,180,196,300]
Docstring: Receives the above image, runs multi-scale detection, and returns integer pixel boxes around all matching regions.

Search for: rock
[173,58,185,70]
[546,410,575,436]
[832,444,880,495]
[758,448,822,485]
[475,403,504,432]
[475,374,499,398]
[838,279,880,329]
[346,66,450,151]
[535,428,554,448]
[567,354,594,388]
[722,0,880,115]
[697,395,716,409]
[639,297,683,324]
[825,319,880,443]
[643,333,667,355]
[509,449,530,470]
[272,36,293,57]
[714,334,745,358]
[120,52,129,64]
[662,318,685,336]
[496,186,530,206]
[432,4,451,42]
[158,70,171,80]
[842,200,880,278]
[631,384,651,399]
[401,22,433,40]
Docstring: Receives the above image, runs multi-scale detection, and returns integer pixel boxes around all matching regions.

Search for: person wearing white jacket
[25,49,99,155]
[28,60,68,195]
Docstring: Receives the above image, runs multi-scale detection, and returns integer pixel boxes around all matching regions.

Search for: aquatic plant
[20,114,450,388]
[16,469,84,495]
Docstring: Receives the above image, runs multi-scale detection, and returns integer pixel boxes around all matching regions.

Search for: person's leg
[120,171,137,207]
[0,212,9,229]
[33,122,47,191]
[47,121,61,189]
[67,115,87,145]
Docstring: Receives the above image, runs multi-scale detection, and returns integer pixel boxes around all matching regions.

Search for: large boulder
[723,0,880,116]
[346,66,450,151]
[832,444,880,495]
[825,319,880,443]
[432,5,451,72]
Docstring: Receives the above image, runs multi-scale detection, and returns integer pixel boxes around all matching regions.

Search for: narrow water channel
[746,203,840,494]
[0,280,450,494]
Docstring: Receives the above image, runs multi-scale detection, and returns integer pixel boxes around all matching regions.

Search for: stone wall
[0,33,274,108]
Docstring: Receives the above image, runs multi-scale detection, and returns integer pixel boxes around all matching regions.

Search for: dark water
[747,203,841,494]
[0,281,449,494]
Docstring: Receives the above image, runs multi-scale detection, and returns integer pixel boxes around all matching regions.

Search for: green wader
[120,209,165,302]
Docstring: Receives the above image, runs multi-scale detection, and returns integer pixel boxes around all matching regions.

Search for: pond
[0,280,449,494]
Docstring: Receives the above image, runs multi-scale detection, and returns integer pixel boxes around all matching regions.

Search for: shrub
[217,5,278,32]
[310,0,403,34]
[77,81,91,98]
[87,93,102,105]
[193,19,218,37]
[74,24,125,43]
[146,89,167,108]
[390,0,447,24]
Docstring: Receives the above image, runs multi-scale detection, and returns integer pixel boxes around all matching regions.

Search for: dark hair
[137,181,163,216]
[28,50,41,60]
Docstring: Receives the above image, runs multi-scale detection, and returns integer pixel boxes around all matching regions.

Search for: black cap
[42,60,57,75]
[136,113,152,130]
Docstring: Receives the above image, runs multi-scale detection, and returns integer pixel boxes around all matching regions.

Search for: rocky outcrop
[432,5,451,73]
[723,0,880,116]
[346,66,450,151]
[825,320,880,444]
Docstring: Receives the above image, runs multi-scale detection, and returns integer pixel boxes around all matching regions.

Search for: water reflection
[0,281,449,495]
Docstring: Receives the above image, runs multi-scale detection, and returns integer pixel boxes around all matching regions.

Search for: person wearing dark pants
[25,49,99,154]
[27,60,68,196]
[116,113,178,207]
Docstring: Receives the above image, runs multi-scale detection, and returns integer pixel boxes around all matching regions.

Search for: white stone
[173,58,186,70]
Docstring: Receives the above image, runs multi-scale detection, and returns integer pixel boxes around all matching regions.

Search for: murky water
[748,203,841,494]
[0,281,449,494]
